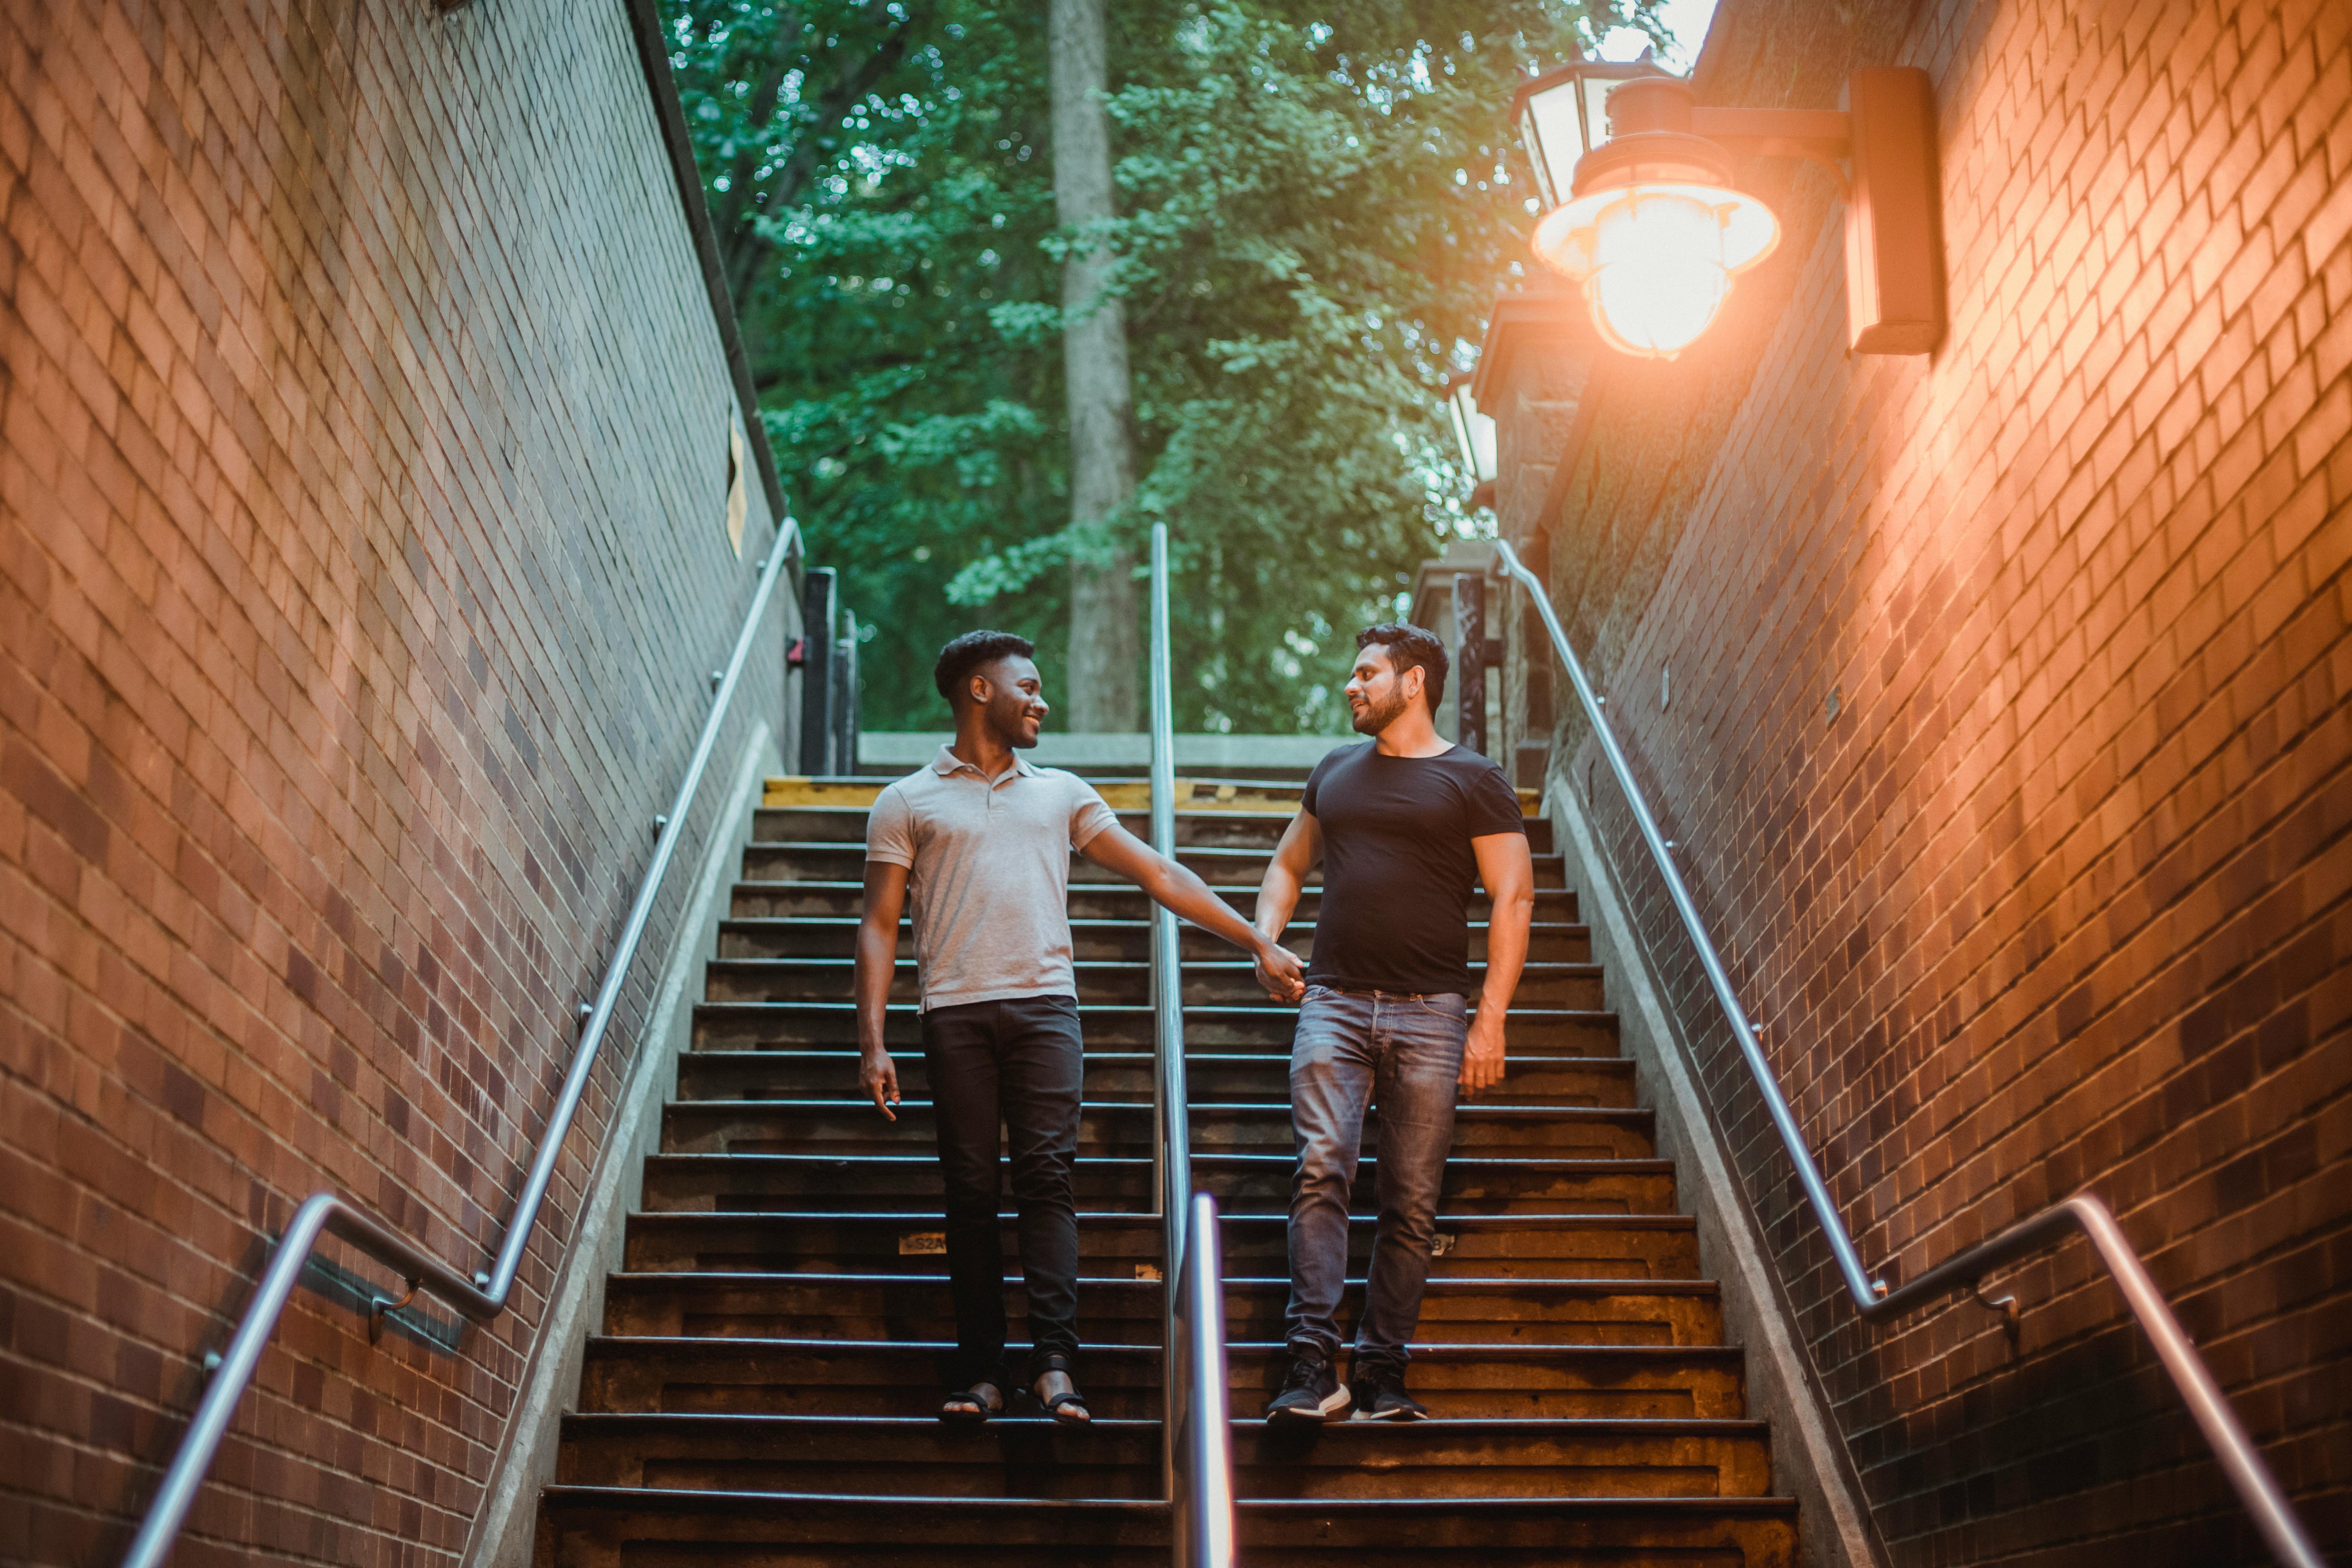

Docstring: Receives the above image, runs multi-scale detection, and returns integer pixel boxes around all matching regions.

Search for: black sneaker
[1350,1365,1429,1421]
[1264,1349,1351,1424]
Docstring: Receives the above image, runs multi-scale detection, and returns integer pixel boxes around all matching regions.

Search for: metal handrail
[120,534,799,1568]
[1492,538,2323,1568]
[1147,520,1236,1567]
[1176,1191,1237,1567]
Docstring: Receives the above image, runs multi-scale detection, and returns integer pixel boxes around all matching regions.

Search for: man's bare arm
[1462,831,1536,1094]
[1081,825,1305,1001]
[855,860,908,1118]
[1252,808,1321,952]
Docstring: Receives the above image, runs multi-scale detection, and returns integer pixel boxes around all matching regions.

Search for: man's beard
[1350,689,1410,735]
[986,701,1040,748]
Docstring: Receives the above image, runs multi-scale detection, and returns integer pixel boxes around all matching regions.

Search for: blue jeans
[1284,984,1467,1373]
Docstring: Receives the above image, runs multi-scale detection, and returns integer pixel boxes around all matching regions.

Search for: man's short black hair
[933,630,1037,706]
[1356,622,1449,713]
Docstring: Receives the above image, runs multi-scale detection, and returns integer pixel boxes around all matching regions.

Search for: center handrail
[1490,537,2323,1568]
[119,531,799,1568]
[1147,519,1236,1568]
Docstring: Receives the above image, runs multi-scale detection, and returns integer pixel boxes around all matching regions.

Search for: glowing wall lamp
[1445,373,1499,508]
[1513,57,1943,358]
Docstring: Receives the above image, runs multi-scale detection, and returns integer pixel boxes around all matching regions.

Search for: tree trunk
[1049,0,1140,732]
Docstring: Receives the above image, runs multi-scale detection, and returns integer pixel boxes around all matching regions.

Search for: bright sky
[1595,0,1720,71]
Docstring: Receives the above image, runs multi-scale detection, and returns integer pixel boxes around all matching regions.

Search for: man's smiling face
[976,654,1048,747]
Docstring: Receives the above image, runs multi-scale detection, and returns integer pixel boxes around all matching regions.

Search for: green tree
[660,0,1648,733]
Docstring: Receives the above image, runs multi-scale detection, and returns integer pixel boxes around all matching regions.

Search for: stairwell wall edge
[461,726,782,1568]
[1545,776,1888,1568]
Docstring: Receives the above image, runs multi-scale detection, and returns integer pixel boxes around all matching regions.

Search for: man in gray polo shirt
[858,629,1304,1426]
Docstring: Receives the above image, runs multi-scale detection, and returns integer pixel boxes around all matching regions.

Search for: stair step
[731,879,1581,924]
[661,1100,1657,1159]
[716,917,1591,964]
[674,1051,1637,1106]
[555,1412,1768,1497]
[600,1273,1724,1345]
[750,805,1558,856]
[691,1002,1622,1055]
[639,1153,1678,1215]
[635,1153,1656,1214]
[577,1338,1748,1419]
[701,958,1605,1008]
[744,841,1571,889]
[623,1213,1702,1280]
[538,1488,1797,1566]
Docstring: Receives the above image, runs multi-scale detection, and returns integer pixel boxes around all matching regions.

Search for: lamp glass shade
[1589,190,1729,356]
[1517,79,1587,209]
[1513,55,1675,211]
[1531,180,1781,359]
[1446,382,1499,486]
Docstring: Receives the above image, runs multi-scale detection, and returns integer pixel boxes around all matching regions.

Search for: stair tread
[543,1483,1794,1512]
[606,1270,1720,1292]
[672,1098,1647,1116]
[587,1335,1741,1358]
[629,1210,1696,1228]
[694,1001,1612,1017]
[681,1050,1624,1069]
[561,1411,1764,1434]
[719,916,1590,930]
[731,879,1581,898]
[750,839,1565,859]
[709,957,1600,971]
[640,1152,1665,1169]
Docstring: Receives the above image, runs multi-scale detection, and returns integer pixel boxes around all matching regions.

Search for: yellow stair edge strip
[762,777,1541,816]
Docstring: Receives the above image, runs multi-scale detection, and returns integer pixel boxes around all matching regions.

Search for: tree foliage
[661,0,1650,731]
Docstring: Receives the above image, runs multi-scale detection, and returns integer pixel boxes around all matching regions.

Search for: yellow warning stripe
[762,776,1540,816]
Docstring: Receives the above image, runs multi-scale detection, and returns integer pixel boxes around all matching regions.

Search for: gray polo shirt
[864,745,1121,1010]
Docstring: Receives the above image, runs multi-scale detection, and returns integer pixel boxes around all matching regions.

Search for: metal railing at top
[1147,519,1237,1568]
[119,533,800,1568]
[1490,538,2324,1568]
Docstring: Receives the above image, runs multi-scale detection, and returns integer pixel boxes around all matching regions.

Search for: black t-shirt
[1300,740,1528,996]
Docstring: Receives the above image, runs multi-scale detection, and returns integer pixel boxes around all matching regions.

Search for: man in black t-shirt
[1253,623,1536,1424]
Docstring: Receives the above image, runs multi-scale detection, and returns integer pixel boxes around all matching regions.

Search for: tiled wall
[0,2,786,1563]
[1517,0,2350,1559]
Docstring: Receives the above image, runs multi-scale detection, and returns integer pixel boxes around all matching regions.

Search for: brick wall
[0,2,789,1565]
[1502,0,2351,1560]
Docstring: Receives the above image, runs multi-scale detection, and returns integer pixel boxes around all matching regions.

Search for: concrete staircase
[534,772,1800,1565]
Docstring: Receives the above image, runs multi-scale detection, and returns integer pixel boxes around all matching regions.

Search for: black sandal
[939,1380,1004,1424]
[1031,1355,1091,1425]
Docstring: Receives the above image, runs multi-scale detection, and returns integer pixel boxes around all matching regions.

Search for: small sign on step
[1135,1264,1161,1281]
[1429,1232,1456,1257]
[898,1232,947,1255]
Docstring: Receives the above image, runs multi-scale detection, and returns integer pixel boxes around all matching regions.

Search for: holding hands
[1254,937,1307,1004]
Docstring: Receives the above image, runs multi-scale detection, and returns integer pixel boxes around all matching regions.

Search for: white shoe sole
[1265,1387,1353,1424]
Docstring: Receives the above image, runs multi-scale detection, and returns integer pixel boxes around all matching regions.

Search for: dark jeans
[920,993,1084,1387]
[1284,984,1466,1374]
